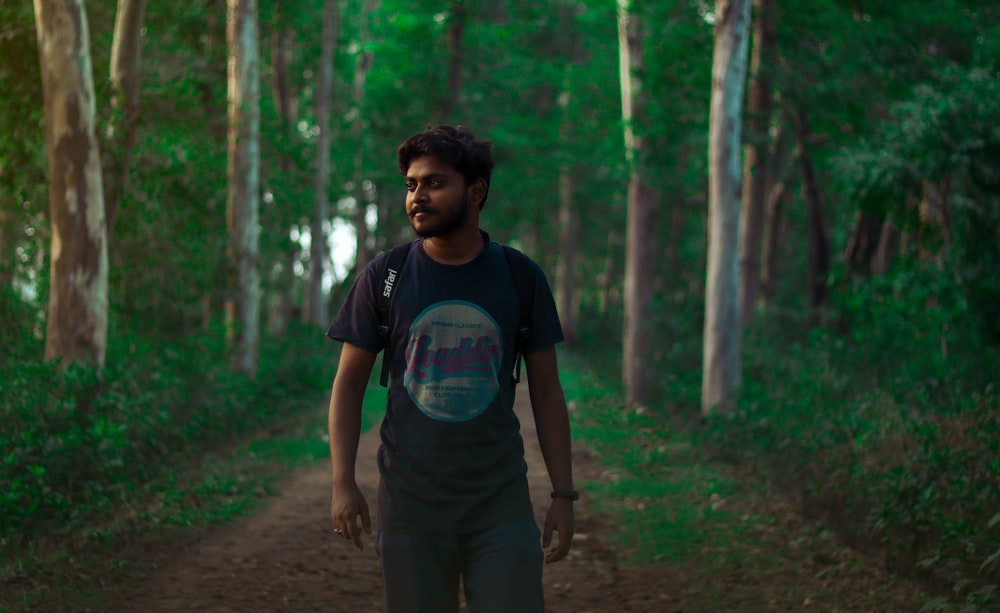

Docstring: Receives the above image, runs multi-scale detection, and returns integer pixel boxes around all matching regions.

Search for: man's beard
[410,193,472,238]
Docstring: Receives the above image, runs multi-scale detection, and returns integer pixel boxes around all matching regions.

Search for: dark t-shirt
[327,236,564,534]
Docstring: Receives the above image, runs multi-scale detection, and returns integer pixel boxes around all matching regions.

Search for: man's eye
[405,182,416,191]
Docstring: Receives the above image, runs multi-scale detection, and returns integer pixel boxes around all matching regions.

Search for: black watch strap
[550,489,579,501]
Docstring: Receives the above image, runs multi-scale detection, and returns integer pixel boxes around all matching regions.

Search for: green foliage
[697,262,1000,609]
[835,64,1000,341]
[4,0,1000,607]
[0,320,334,547]
[0,2,47,291]
[559,353,743,565]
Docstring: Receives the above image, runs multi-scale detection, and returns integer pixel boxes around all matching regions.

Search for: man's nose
[411,184,429,202]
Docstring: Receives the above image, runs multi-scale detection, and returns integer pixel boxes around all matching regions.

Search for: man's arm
[524,345,575,563]
[329,342,377,550]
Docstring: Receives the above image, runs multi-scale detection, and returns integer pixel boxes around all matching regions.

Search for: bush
[0,321,334,546]
[698,262,1000,608]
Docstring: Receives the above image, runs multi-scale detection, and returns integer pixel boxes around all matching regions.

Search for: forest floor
[89,393,928,613]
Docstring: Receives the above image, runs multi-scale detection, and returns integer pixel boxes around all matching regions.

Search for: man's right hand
[331,481,372,550]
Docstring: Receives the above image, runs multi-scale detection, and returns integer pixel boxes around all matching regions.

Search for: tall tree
[104,0,146,237]
[555,150,580,344]
[33,0,110,368]
[737,0,775,325]
[306,0,341,327]
[617,0,657,407]
[703,0,751,416]
[759,116,795,306]
[795,107,830,313]
[349,0,378,272]
[439,0,466,120]
[226,0,261,376]
[555,1,586,345]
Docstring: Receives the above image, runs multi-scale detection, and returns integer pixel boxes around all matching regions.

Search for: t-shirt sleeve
[523,260,565,353]
[326,255,385,353]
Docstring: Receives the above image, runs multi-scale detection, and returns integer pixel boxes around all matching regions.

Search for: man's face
[404,155,476,239]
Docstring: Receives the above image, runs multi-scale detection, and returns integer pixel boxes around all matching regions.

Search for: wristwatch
[550,489,579,501]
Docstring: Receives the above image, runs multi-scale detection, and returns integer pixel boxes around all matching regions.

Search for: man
[326,125,575,612]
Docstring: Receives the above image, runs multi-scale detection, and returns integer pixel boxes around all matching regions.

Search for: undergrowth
[0,320,335,549]
[732,268,997,610]
[576,260,999,611]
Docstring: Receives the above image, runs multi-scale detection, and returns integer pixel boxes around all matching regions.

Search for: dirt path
[104,394,922,612]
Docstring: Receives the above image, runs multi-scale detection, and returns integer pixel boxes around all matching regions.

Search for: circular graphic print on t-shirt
[403,300,503,422]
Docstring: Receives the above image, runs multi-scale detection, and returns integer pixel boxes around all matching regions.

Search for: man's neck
[421,228,486,265]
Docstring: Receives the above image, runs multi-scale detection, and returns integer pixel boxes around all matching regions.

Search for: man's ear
[468,178,488,208]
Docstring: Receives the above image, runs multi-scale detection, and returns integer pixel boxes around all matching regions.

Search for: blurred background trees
[3,0,1000,604]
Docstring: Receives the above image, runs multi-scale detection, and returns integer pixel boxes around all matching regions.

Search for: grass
[0,345,936,612]
[558,349,922,611]
[561,352,744,565]
[0,378,387,613]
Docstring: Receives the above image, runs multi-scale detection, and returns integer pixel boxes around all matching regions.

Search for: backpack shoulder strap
[502,245,537,384]
[377,241,413,387]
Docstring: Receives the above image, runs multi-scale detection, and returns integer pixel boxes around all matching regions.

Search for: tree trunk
[618,0,657,407]
[702,0,751,416]
[267,0,299,338]
[0,209,13,290]
[844,211,883,276]
[226,0,261,377]
[555,5,584,346]
[737,0,775,327]
[919,177,953,259]
[600,230,620,315]
[306,0,340,328]
[270,0,297,174]
[104,0,146,238]
[759,117,796,306]
[796,108,830,312]
[350,0,378,272]
[440,0,466,120]
[556,164,580,344]
[34,0,110,368]
[268,246,299,337]
[873,215,898,275]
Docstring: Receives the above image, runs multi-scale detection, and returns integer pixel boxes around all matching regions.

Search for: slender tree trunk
[226,0,261,377]
[702,0,750,416]
[796,108,830,312]
[555,5,584,346]
[440,0,466,120]
[34,0,109,368]
[599,230,620,315]
[266,0,298,338]
[759,118,796,306]
[845,211,883,276]
[759,180,790,305]
[737,0,775,326]
[350,0,378,272]
[873,216,898,275]
[268,246,299,337]
[556,165,580,344]
[618,0,657,407]
[491,0,507,24]
[104,0,146,238]
[307,0,340,327]
[271,0,297,175]
[919,177,953,259]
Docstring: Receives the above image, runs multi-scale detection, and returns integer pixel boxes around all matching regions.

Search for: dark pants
[376,517,544,613]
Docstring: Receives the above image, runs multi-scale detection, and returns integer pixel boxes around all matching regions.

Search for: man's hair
[397,125,494,208]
